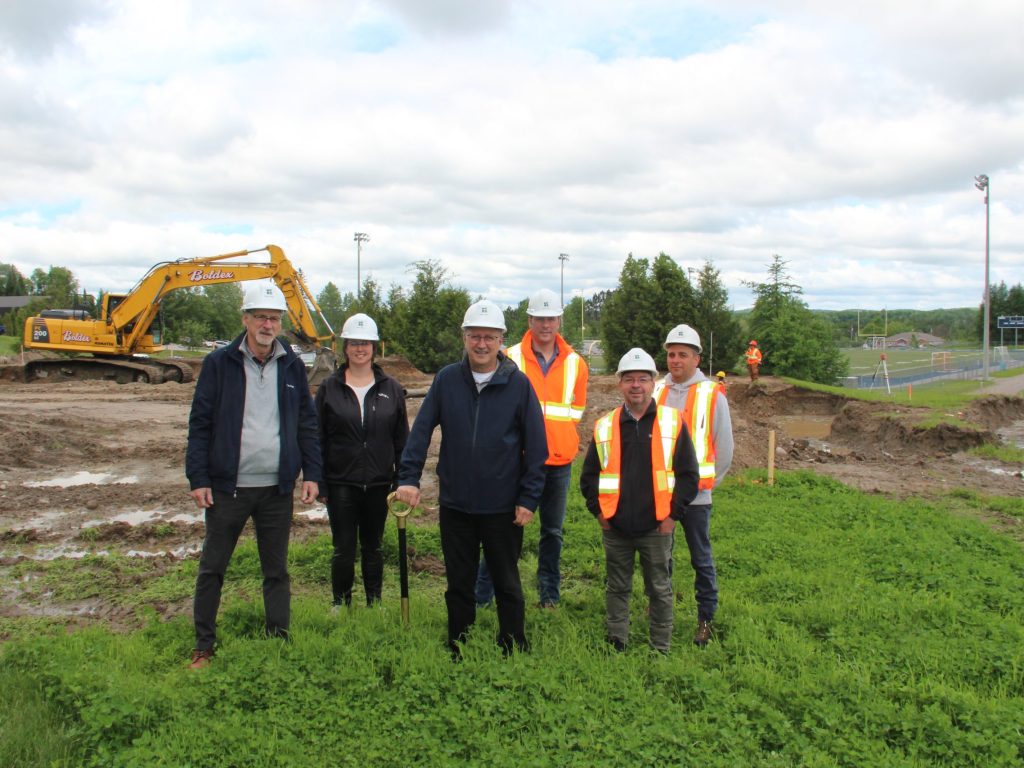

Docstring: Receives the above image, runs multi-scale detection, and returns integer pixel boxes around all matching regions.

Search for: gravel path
[979,371,1024,397]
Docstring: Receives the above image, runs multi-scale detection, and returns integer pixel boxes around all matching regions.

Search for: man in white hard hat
[186,281,322,668]
[475,288,589,610]
[653,324,734,646]
[396,299,547,658]
[579,348,699,653]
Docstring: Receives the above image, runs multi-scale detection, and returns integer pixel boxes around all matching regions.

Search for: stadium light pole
[974,175,990,380]
[558,253,570,308]
[354,232,370,300]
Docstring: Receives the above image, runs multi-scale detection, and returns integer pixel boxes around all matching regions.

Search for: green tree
[29,266,80,308]
[601,253,692,368]
[692,261,743,374]
[389,260,471,373]
[744,255,848,384]
[504,299,529,343]
[0,263,29,296]
[316,282,345,335]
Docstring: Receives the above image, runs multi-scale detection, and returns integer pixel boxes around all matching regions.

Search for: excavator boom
[17,245,337,386]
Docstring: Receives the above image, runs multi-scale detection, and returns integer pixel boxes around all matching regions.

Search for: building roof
[0,296,33,311]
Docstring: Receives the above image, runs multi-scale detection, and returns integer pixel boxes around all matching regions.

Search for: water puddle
[776,415,833,440]
[24,472,140,488]
[31,546,110,561]
[996,419,1024,450]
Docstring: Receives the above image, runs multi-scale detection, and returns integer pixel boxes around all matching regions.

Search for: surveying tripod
[869,353,891,395]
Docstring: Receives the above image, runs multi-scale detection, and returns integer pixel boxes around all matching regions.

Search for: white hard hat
[527,288,562,317]
[462,299,506,331]
[341,313,379,341]
[616,347,658,376]
[663,323,702,353]
[242,281,287,312]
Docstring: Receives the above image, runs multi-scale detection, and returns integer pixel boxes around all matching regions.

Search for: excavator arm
[110,244,336,353]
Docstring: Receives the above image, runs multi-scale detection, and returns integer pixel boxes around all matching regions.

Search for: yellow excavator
[18,244,338,385]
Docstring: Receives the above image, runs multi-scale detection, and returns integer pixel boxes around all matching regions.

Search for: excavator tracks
[22,357,195,385]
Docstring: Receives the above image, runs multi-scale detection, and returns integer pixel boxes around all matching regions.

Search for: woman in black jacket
[315,313,408,607]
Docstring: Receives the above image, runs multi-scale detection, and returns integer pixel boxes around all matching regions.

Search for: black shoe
[606,635,626,652]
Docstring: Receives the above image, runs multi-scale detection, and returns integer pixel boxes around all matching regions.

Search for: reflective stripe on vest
[653,377,718,490]
[594,406,682,521]
[507,343,584,423]
[683,381,718,490]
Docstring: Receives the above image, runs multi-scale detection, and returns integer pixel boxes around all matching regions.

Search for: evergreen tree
[504,299,529,343]
[389,260,470,373]
[692,261,743,375]
[601,254,665,366]
[0,263,29,296]
[316,282,345,335]
[744,255,848,384]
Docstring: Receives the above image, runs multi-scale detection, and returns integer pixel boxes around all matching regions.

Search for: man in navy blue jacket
[185,281,322,669]
[396,299,547,657]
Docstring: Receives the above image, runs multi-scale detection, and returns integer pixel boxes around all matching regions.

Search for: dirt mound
[963,395,1024,431]
[830,401,990,456]
[378,354,433,390]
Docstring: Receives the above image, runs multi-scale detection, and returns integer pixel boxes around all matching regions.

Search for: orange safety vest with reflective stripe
[506,331,588,465]
[593,405,683,521]
[746,347,762,365]
[653,379,719,490]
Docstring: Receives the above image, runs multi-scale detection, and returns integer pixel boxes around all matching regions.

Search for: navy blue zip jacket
[398,353,548,514]
[186,332,323,494]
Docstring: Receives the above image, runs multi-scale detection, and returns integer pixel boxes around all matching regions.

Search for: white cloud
[0,0,1021,320]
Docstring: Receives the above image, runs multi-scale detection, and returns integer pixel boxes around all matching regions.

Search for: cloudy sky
[1,0,1022,313]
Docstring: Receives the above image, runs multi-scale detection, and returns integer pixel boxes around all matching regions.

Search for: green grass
[0,334,20,355]
[2,470,1023,767]
[969,443,1024,464]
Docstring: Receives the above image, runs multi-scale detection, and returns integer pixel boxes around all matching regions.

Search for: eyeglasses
[249,313,283,324]
[465,333,502,345]
[621,375,653,385]
[347,340,372,347]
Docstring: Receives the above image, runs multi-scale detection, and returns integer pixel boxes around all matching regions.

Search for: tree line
[3,256,1018,383]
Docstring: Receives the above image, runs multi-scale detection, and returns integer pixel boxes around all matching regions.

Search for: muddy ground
[1,356,1022,627]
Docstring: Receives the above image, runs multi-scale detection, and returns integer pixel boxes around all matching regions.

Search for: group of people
[184,279,733,667]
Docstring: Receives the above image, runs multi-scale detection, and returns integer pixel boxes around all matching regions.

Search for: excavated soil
[1,361,1022,629]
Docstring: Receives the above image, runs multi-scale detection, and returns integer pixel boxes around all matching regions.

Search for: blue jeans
[677,503,718,621]
[475,462,572,605]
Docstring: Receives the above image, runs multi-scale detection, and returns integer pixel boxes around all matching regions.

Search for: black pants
[326,484,390,605]
[440,506,527,654]
[193,486,292,650]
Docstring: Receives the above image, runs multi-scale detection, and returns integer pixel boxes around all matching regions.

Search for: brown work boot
[693,619,714,647]
[189,648,214,670]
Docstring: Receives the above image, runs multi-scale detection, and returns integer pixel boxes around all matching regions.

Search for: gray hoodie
[657,369,734,506]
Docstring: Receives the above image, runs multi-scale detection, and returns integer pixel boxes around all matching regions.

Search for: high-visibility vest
[593,405,683,521]
[653,379,719,490]
[746,347,762,365]
[506,331,588,465]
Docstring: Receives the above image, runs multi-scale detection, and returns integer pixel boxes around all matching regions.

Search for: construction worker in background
[654,324,734,646]
[716,370,727,386]
[395,300,547,658]
[745,339,762,381]
[580,348,699,653]
[476,288,588,609]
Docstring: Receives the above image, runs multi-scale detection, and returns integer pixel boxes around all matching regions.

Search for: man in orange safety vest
[580,348,699,653]
[476,288,589,609]
[745,339,763,381]
[653,324,734,647]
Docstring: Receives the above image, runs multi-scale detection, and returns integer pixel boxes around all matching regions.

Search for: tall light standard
[974,175,990,380]
[354,232,369,300]
[558,253,569,308]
